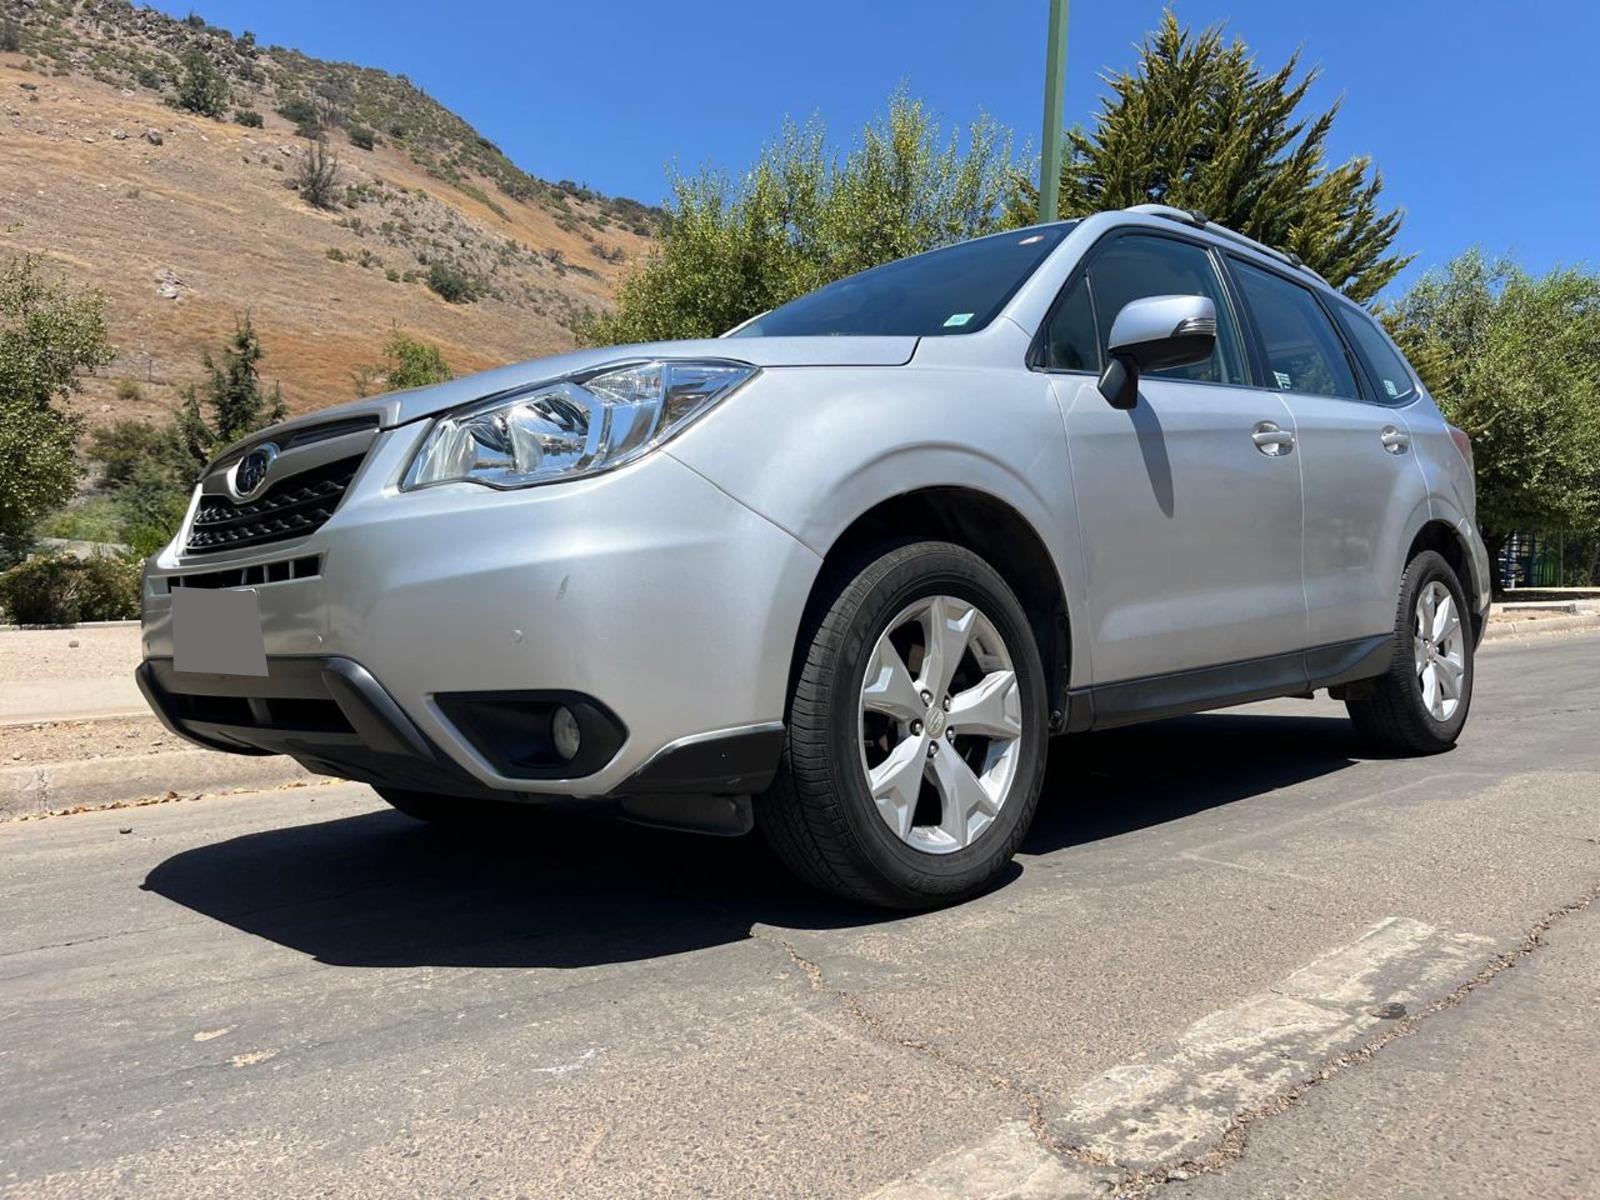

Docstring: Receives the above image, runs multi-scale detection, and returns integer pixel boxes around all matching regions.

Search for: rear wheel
[758,541,1048,909]
[1345,550,1474,754]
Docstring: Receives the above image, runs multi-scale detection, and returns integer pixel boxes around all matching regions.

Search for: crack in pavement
[1111,878,1600,1198]
[752,927,1114,1171]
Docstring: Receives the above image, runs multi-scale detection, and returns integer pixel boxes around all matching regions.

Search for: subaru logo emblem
[230,442,279,501]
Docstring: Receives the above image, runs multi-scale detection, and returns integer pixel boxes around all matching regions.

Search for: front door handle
[1252,421,1295,457]
[1381,426,1411,454]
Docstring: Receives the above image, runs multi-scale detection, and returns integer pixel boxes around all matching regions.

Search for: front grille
[186,456,362,555]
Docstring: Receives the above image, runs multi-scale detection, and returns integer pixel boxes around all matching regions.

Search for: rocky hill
[0,0,661,424]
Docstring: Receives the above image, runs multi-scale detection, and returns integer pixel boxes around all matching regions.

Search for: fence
[1499,530,1600,589]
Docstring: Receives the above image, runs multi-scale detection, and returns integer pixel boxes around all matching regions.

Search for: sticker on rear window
[1384,378,1399,397]
[1273,370,1293,389]
[943,312,974,328]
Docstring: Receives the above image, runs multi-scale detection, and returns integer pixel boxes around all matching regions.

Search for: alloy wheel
[1413,580,1466,721]
[858,595,1024,854]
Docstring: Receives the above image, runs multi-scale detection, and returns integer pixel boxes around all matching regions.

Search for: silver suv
[137,205,1488,908]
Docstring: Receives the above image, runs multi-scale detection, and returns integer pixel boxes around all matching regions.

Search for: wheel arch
[795,486,1075,733]
[1406,519,1486,644]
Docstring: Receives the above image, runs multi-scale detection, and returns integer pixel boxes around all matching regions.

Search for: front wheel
[758,541,1049,909]
[1345,549,1474,754]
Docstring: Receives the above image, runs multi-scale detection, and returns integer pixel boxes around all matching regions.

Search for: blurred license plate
[171,587,268,676]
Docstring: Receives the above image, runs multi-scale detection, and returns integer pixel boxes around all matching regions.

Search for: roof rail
[1122,203,1329,286]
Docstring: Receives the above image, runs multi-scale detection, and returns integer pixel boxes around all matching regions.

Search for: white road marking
[865,916,1493,1198]
[862,1122,1109,1199]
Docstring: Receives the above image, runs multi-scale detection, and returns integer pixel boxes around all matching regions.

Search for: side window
[1042,275,1099,371]
[1087,235,1246,385]
[1333,303,1417,404]
[1230,259,1361,399]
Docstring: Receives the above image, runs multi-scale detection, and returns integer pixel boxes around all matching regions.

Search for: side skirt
[1063,634,1392,732]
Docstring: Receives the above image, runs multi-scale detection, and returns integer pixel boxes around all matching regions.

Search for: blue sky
[155,1,1598,297]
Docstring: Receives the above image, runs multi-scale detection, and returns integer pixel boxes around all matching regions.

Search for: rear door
[1225,257,1430,649]
[1040,232,1307,686]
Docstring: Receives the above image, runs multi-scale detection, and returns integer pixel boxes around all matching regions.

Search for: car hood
[238,336,919,450]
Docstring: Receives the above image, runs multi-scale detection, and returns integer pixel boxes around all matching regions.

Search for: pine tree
[174,315,286,466]
[1011,10,1410,303]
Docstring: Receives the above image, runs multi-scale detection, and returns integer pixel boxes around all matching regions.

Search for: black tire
[1345,549,1474,754]
[374,787,527,824]
[757,540,1049,909]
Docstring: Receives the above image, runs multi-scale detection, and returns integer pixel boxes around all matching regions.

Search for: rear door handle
[1252,421,1295,457]
[1381,426,1411,454]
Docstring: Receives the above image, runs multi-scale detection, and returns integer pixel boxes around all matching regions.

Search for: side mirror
[1097,295,1218,410]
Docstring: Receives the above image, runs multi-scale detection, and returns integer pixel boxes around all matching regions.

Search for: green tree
[582,92,1011,345]
[173,46,228,119]
[354,331,453,396]
[103,318,286,557]
[173,315,286,468]
[1385,250,1600,576]
[0,256,113,563]
[1013,10,1409,303]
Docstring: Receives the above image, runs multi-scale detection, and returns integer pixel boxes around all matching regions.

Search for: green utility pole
[1039,0,1070,223]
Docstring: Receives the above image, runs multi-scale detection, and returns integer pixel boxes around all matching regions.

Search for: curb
[1483,613,1600,641]
[0,619,141,632]
[0,749,317,820]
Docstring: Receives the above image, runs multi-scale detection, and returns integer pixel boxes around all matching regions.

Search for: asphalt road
[2,632,1596,1199]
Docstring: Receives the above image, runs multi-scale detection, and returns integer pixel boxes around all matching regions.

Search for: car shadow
[143,711,1368,969]
[1024,710,1370,853]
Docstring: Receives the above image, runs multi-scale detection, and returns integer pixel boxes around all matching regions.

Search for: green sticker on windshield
[943,312,974,328]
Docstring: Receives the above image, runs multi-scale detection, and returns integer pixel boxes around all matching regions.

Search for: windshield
[731,224,1075,339]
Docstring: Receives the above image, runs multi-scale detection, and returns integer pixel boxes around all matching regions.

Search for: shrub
[355,331,453,395]
[276,97,318,127]
[233,108,263,128]
[114,378,144,403]
[87,419,163,486]
[425,262,479,304]
[347,124,375,151]
[325,247,347,262]
[1,18,22,54]
[0,552,141,625]
[173,46,227,119]
[294,138,341,210]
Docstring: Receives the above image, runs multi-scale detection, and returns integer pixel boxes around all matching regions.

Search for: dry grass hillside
[0,0,660,426]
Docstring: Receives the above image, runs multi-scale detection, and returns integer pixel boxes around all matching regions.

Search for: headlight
[403,358,757,490]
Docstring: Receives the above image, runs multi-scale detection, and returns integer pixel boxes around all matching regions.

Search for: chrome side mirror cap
[1098,294,1218,409]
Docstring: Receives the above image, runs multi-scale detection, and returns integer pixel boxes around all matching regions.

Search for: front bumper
[139,430,819,797]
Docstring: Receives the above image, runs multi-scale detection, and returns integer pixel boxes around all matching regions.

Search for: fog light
[552,705,582,762]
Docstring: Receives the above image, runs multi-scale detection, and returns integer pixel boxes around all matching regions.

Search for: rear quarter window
[1333,304,1418,405]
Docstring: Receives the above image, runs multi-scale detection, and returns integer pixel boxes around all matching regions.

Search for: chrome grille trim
[183,416,381,559]
[186,455,362,554]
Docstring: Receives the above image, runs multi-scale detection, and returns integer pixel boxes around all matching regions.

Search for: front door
[1040,232,1307,688]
